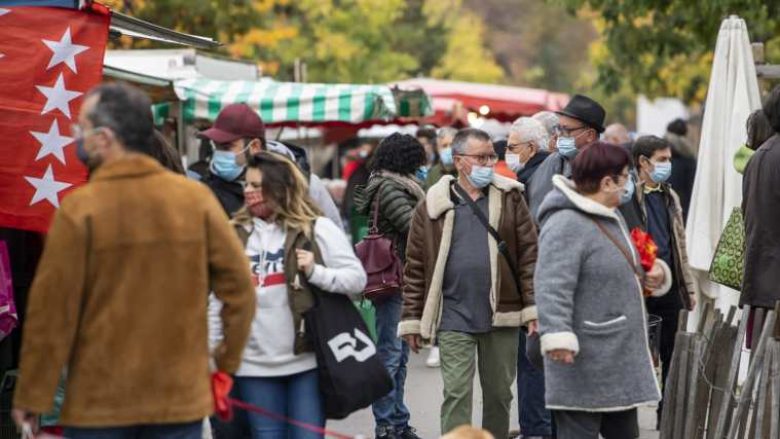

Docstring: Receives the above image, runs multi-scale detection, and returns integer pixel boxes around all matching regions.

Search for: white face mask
[505,153,525,173]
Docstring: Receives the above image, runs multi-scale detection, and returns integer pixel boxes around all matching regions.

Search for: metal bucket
[647,314,663,367]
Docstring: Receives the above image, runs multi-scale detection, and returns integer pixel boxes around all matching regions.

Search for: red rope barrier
[228,398,356,439]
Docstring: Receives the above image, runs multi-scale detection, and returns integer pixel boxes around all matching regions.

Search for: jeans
[65,421,202,439]
[234,370,324,439]
[517,331,553,436]
[371,293,411,434]
[439,328,519,438]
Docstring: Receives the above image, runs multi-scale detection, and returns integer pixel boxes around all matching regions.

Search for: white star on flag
[43,28,89,73]
[30,120,74,164]
[0,8,7,59]
[24,164,72,208]
[36,73,82,119]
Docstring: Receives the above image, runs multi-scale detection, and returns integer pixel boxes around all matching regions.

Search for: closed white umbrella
[686,15,761,312]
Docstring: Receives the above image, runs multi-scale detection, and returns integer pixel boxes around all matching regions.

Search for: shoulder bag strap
[589,217,643,279]
[369,185,382,234]
[452,182,523,297]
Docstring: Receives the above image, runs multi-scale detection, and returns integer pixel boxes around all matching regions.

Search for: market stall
[392,77,569,124]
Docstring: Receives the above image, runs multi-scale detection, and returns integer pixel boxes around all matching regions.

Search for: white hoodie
[208,216,366,377]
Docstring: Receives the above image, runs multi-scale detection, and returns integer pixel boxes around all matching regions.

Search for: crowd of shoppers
[12,81,720,439]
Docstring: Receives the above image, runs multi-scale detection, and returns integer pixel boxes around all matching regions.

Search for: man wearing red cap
[199,103,342,227]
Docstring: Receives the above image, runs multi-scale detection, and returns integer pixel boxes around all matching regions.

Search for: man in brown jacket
[400,129,538,438]
[12,84,255,439]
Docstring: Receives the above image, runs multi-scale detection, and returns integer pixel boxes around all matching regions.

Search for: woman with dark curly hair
[355,133,425,439]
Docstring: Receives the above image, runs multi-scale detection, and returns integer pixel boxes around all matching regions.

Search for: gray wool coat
[535,175,661,412]
[527,152,571,222]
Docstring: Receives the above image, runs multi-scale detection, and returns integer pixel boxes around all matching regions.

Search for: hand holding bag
[301,241,393,419]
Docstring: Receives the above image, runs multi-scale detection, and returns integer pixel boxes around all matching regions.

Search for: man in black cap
[526,94,606,221]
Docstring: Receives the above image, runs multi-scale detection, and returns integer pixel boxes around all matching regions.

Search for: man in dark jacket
[742,86,780,311]
[619,135,697,427]
[506,116,553,439]
[527,95,606,221]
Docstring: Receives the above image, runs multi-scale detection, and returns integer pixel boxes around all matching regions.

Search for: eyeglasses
[71,124,105,139]
[455,153,499,166]
[555,125,590,137]
[613,172,630,183]
[506,141,532,152]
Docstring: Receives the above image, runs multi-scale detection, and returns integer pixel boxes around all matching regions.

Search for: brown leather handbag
[354,190,403,302]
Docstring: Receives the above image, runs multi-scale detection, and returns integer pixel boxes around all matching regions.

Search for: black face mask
[76,137,102,172]
[76,137,89,166]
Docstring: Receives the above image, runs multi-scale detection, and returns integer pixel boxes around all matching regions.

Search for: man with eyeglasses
[527,95,606,221]
[198,103,342,227]
[401,128,539,439]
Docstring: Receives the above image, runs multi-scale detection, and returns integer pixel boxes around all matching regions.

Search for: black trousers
[553,409,639,439]
[649,305,681,421]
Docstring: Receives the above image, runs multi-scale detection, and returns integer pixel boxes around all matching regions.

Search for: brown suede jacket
[14,154,256,427]
[399,174,538,342]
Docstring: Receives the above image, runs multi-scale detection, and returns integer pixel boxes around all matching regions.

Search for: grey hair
[510,117,548,150]
[532,111,560,136]
[85,83,155,155]
[451,128,491,155]
[437,126,459,141]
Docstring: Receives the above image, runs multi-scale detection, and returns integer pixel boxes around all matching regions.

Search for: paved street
[330,349,660,439]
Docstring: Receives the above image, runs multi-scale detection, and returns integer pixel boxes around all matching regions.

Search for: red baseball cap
[200,103,266,144]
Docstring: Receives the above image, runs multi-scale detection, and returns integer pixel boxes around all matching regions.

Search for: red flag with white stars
[0,6,110,232]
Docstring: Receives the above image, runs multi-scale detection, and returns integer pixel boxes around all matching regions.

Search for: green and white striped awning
[174,78,432,126]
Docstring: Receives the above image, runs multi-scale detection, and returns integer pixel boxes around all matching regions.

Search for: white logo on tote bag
[327,329,377,363]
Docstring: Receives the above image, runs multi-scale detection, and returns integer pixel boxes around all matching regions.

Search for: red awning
[392,78,569,123]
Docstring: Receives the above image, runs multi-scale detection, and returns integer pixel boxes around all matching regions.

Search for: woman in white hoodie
[209,151,367,439]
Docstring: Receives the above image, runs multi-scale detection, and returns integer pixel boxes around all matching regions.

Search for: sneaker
[397,426,422,439]
[426,346,440,368]
[376,425,399,439]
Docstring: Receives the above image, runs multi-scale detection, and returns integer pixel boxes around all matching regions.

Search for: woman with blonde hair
[209,151,366,439]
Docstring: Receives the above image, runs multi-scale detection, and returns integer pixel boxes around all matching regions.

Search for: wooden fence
[660,303,780,439]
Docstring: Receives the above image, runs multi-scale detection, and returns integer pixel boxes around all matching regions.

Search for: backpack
[354,189,403,302]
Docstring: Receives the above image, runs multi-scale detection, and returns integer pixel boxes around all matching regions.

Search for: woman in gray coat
[535,142,663,439]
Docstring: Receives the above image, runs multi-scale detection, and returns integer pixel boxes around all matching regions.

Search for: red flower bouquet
[631,228,658,297]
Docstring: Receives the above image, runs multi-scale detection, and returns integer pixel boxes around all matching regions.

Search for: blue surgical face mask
[620,175,635,205]
[439,147,454,167]
[415,165,429,182]
[468,165,494,189]
[210,148,245,182]
[650,161,672,183]
[557,136,578,159]
[505,153,524,173]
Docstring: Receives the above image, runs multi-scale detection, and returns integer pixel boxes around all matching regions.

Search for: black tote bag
[301,243,393,420]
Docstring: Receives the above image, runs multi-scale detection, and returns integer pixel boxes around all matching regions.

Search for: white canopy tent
[686,15,762,318]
